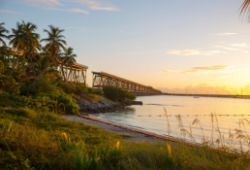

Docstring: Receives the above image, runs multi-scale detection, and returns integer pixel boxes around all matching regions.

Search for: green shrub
[5,107,37,119]
[0,92,24,102]
[20,84,38,96]
[88,88,103,95]
[0,92,79,115]
[0,60,4,74]
[100,141,122,167]
[36,75,62,94]
[103,86,136,101]
[60,82,88,96]
[38,93,80,115]
[0,74,20,95]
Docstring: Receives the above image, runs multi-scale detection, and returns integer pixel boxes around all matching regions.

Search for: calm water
[94,95,250,150]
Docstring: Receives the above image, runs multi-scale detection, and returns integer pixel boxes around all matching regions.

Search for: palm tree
[0,47,16,76]
[9,21,40,87]
[61,47,77,82]
[38,25,66,82]
[9,22,25,51]
[0,22,9,47]
[241,0,250,20]
[35,55,59,78]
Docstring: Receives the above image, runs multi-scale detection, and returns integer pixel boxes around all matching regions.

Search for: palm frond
[241,0,250,21]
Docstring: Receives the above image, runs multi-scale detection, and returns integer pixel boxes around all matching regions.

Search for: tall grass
[1,106,250,169]
[163,108,250,155]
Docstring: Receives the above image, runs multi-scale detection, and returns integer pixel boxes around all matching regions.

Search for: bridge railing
[58,62,88,85]
[92,72,162,96]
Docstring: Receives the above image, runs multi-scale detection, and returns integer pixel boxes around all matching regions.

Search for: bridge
[92,72,162,96]
[164,93,250,99]
[57,61,88,84]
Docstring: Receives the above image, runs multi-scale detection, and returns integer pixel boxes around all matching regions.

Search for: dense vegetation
[103,86,136,102]
[1,97,250,169]
[0,21,110,115]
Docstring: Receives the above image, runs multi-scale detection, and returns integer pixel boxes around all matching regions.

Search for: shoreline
[63,114,201,146]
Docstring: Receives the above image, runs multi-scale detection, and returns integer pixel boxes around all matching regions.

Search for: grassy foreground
[1,106,250,170]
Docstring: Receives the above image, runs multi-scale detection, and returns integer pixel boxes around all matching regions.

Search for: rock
[131,101,143,105]
[78,100,130,114]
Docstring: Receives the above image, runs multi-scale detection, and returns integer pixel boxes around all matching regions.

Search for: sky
[1,0,250,94]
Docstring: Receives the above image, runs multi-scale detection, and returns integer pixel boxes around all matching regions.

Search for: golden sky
[2,0,250,94]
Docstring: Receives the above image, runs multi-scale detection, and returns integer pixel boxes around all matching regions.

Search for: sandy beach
[62,114,195,145]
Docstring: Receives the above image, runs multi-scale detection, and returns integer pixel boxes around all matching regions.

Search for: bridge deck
[92,72,162,96]
[58,62,88,84]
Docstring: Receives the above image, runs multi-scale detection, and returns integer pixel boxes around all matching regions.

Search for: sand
[62,115,194,145]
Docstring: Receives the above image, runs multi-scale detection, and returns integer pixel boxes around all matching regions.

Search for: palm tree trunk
[32,50,55,87]
[26,42,37,88]
[9,56,18,77]
[30,57,36,88]
[61,63,66,81]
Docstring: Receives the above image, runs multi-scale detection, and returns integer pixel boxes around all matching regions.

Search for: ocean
[94,95,250,151]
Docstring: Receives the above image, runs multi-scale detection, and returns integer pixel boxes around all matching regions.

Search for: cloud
[217,33,237,35]
[166,50,200,55]
[69,0,119,11]
[201,50,227,56]
[23,0,63,6]
[159,84,243,95]
[68,8,89,14]
[22,0,119,11]
[231,43,247,47]
[162,65,233,74]
[215,45,250,54]
[215,46,238,51]
[0,9,16,13]
[166,50,228,56]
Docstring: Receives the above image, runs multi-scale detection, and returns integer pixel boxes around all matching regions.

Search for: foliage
[60,47,77,81]
[60,132,85,152]
[36,25,67,83]
[88,88,103,95]
[60,82,88,96]
[1,105,250,169]
[0,60,4,73]
[99,141,122,168]
[38,93,80,115]
[69,148,101,170]
[0,22,9,46]
[34,55,59,78]
[103,86,136,101]
[36,75,62,94]
[20,84,38,96]
[0,107,120,170]
[241,0,250,20]
[9,21,41,87]
[0,50,26,81]
[0,74,20,94]
[0,92,79,115]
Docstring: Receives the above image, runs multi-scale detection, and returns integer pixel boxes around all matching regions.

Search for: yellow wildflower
[62,132,67,140]
[96,157,100,161]
[116,141,120,148]
[167,144,171,157]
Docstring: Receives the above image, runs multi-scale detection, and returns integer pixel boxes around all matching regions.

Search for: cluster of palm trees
[0,21,77,88]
